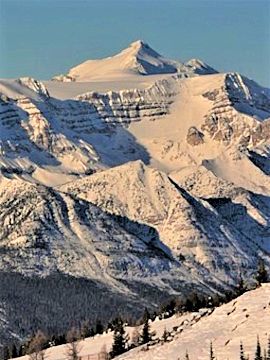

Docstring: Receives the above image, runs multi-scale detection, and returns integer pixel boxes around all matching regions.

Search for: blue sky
[0,0,269,86]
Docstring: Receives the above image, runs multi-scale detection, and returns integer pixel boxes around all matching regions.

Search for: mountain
[60,160,259,282]
[0,175,205,343]
[51,40,218,82]
[52,40,180,81]
[0,42,270,346]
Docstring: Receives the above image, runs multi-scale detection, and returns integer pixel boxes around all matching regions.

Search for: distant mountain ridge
[52,40,218,81]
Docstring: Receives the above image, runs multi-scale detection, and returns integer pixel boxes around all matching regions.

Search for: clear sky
[0,0,269,86]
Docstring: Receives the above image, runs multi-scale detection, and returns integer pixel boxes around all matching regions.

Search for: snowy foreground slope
[0,40,270,344]
[12,284,270,360]
[118,284,270,360]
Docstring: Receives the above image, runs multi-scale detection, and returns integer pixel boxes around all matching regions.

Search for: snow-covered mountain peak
[128,39,149,50]
[184,58,218,75]
[51,40,224,82]
[120,39,163,59]
[52,41,181,81]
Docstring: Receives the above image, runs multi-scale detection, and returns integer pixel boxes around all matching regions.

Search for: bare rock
[186,126,204,145]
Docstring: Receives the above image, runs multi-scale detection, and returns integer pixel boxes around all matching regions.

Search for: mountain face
[0,41,270,345]
[60,160,258,280]
[52,40,217,81]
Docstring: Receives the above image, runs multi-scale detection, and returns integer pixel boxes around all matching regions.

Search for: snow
[118,284,270,360]
[44,74,171,100]
[183,58,218,75]
[10,312,202,360]
[0,78,49,100]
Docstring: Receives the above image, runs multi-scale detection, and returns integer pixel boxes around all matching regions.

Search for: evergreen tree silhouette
[209,342,215,360]
[256,259,268,285]
[240,341,246,360]
[255,336,263,360]
[267,335,270,360]
[110,319,127,358]
[140,308,152,344]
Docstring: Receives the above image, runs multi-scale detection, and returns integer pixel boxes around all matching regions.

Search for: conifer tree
[80,321,91,339]
[267,335,270,360]
[255,336,263,360]
[240,341,246,360]
[237,274,246,296]
[140,308,152,344]
[185,350,190,360]
[95,319,104,335]
[256,259,268,285]
[9,344,18,359]
[209,342,215,360]
[2,346,9,360]
[110,319,127,358]
[162,328,169,342]
[18,344,26,357]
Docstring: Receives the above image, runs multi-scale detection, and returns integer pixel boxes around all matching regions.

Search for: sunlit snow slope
[118,284,270,360]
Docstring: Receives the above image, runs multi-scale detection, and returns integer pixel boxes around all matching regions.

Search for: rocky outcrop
[186,126,204,145]
[76,78,177,125]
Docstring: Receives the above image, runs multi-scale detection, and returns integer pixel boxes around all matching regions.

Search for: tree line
[1,258,268,360]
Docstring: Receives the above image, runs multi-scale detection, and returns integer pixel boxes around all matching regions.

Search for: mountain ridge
[52,40,218,81]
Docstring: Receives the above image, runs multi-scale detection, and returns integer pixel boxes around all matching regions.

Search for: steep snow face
[225,73,270,116]
[53,40,181,82]
[60,160,260,283]
[76,77,177,126]
[171,164,270,253]
[0,93,102,182]
[118,284,270,360]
